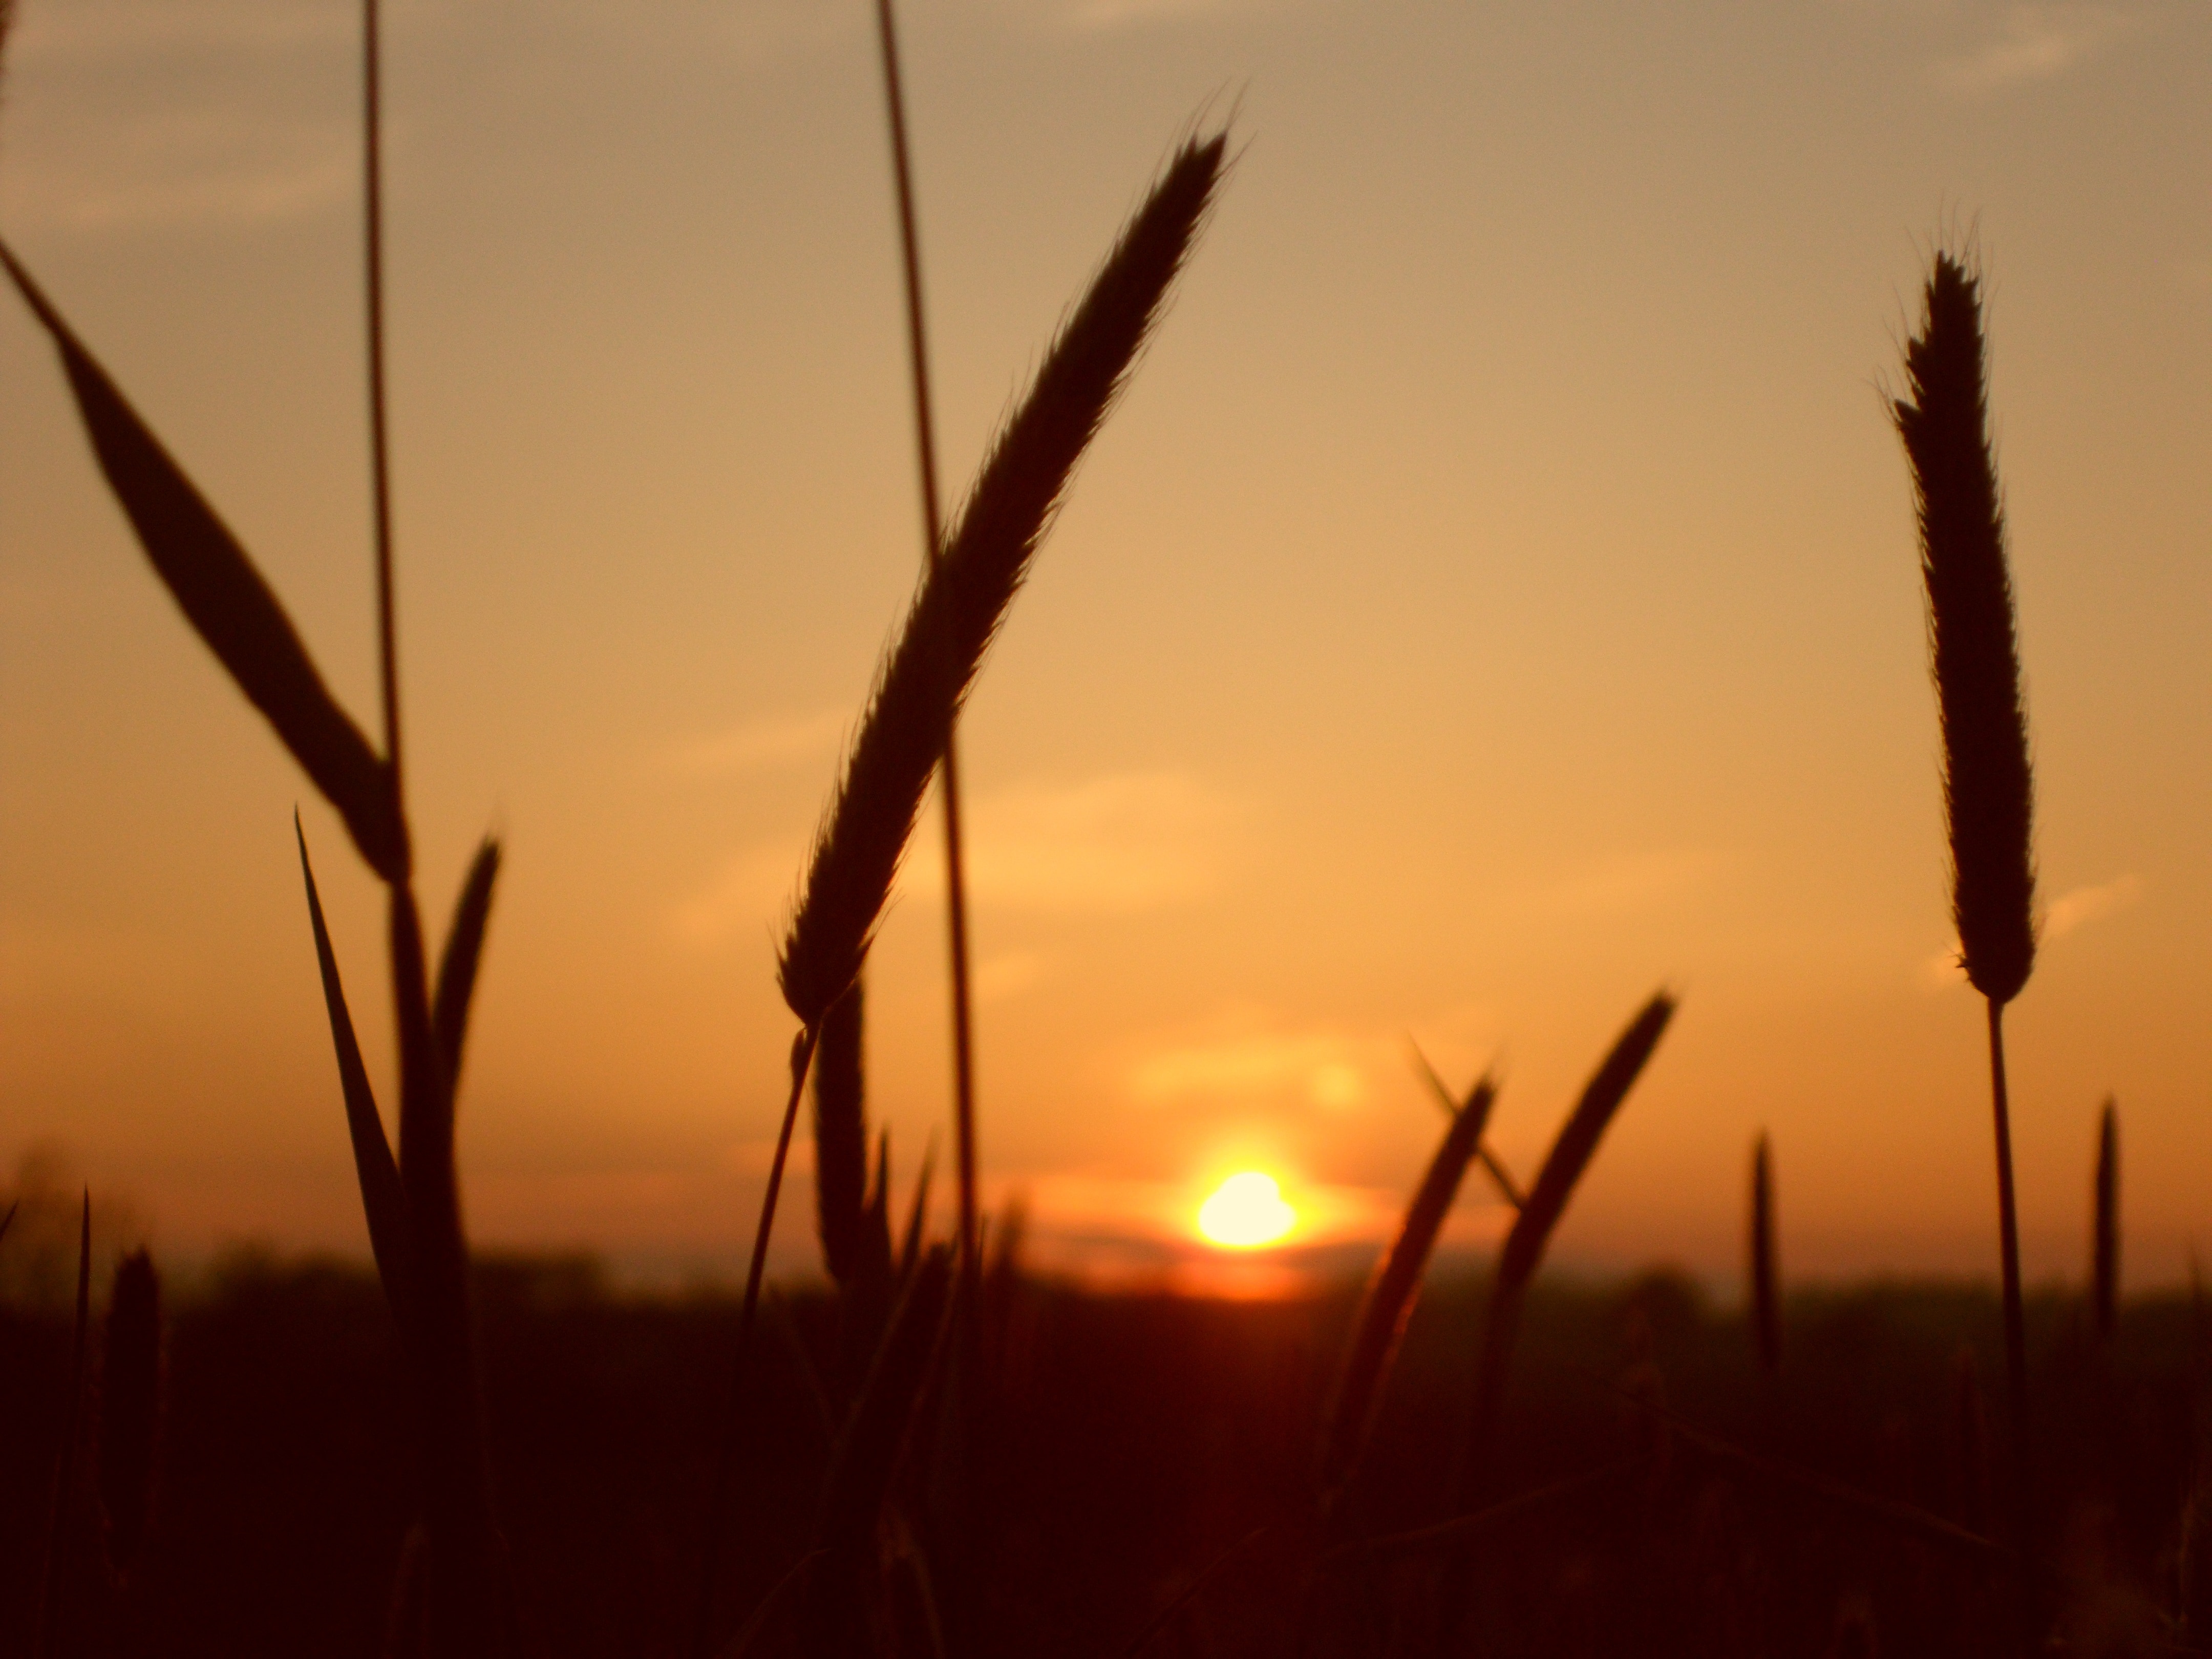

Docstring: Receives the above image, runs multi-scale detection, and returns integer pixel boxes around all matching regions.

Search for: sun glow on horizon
[1196,1172,1296,1249]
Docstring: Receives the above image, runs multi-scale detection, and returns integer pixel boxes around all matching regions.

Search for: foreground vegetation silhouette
[1,0,2187,1653]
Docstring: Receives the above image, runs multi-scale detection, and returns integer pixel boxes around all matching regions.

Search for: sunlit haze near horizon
[3,0,2208,1295]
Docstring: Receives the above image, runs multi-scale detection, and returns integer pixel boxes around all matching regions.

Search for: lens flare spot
[1197,1172,1296,1249]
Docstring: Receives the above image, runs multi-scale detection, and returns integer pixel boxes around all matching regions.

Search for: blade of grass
[296,817,412,1319]
[0,1200,17,1248]
[1317,1075,1497,1509]
[432,837,501,1090]
[899,1136,937,1283]
[1751,1131,1781,1376]
[865,1128,895,1291]
[0,241,407,882]
[389,883,505,1647]
[1455,991,1674,1507]
[2094,1096,2119,1343]
[1408,1038,1522,1209]
[33,1190,91,1659]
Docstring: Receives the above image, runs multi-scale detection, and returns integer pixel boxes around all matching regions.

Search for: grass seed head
[777,130,1227,1029]
[1895,251,2036,1007]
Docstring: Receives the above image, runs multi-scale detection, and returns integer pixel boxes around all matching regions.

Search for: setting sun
[1196,1172,1296,1249]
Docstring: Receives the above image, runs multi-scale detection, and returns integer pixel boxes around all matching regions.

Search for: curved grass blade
[0,1200,17,1249]
[388,884,507,1645]
[898,1136,936,1283]
[295,817,411,1318]
[776,129,1229,1030]
[1410,1038,1523,1208]
[860,1128,894,1298]
[813,980,869,1288]
[0,241,407,883]
[1455,991,1675,1507]
[1317,1075,1496,1508]
[433,837,501,1090]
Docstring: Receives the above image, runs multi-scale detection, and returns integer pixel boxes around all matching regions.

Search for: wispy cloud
[1128,1016,1385,1114]
[1940,4,2137,92]
[661,710,845,780]
[2044,872,2145,939]
[673,770,1232,944]
[904,772,1232,915]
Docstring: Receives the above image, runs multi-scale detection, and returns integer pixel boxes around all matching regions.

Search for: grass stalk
[2094,1096,2119,1343]
[1409,1039,1523,1209]
[364,0,400,794]
[1454,991,1674,1509]
[870,0,982,1276]
[1896,251,2039,1606]
[1751,1131,1781,1375]
[1317,1074,1497,1512]
[775,133,1225,1037]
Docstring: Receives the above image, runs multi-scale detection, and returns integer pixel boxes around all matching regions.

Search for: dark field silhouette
[6,1250,2207,1657]
[5,0,2193,1647]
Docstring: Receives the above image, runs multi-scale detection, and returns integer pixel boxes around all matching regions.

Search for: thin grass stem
[873,0,982,1278]
[2094,1096,2119,1343]
[363,0,400,793]
[1988,999,2030,1487]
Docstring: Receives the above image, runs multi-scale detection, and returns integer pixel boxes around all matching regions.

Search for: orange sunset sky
[2,0,2208,1291]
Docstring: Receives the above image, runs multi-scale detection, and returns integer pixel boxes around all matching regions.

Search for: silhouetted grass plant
[1894,250,2039,1496]
[2,0,2180,1646]
[3,2,514,1646]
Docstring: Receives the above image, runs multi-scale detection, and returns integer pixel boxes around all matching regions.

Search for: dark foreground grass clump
[3,1257,2202,1659]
